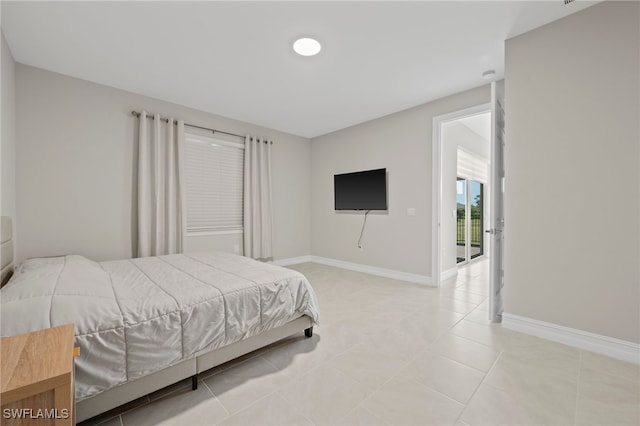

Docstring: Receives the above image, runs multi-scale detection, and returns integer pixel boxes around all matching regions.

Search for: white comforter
[0,252,319,400]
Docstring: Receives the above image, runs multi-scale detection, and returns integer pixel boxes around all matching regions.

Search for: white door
[489,81,505,322]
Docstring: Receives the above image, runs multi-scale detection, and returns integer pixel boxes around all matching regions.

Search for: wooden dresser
[1,324,76,426]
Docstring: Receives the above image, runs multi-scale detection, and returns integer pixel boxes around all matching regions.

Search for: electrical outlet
[233,244,240,253]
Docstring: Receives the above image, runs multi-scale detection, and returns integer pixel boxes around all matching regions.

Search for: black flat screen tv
[334,168,387,210]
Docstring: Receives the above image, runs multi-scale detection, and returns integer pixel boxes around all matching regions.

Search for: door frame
[431,103,491,287]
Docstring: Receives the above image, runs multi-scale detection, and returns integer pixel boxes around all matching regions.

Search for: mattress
[0,252,319,401]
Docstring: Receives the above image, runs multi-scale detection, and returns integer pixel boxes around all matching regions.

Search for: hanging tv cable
[357,210,371,250]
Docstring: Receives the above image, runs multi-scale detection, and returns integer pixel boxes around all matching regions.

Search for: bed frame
[77,315,313,422]
[0,216,314,423]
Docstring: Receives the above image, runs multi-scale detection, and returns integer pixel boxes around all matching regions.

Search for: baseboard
[275,255,432,286]
[502,313,640,365]
[273,256,313,266]
[310,256,432,286]
[441,266,458,281]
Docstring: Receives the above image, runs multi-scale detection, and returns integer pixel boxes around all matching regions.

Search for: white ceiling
[2,1,598,138]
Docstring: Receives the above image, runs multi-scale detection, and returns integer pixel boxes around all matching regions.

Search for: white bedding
[0,252,319,401]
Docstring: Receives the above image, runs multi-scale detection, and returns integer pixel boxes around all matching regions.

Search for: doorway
[432,107,491,283]
[431,81,505,322]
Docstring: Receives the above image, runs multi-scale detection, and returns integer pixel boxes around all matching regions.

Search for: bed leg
[191,374,198,391]
[304,326,313,338]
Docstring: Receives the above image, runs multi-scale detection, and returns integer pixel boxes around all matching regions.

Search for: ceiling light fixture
[482,70,496,80]
[293,38,321,56]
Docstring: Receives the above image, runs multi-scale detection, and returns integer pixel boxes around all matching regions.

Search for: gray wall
[504,1,639,343]
[1,32,16,232]
[15,65,311,262]
[310,85,490,278]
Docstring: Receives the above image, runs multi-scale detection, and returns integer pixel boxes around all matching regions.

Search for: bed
[0,217,320,422]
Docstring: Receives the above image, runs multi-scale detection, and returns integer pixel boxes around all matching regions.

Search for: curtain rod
[131,110,245,139]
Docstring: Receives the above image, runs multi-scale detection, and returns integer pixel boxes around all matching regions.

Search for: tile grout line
[333,347,420,392]
[215,388,307,425]
[345,346,429,413]
[258,352,286,373]
[405,373,469,408]
[105,395,152,423]
[276,363,371,424]
[201,377,232,421]
[448,324,511,350]
[452,340,506,425]
[339,397,389,425]
[205,351,320,424]
[441,328,503,353]
[432,347,492,375]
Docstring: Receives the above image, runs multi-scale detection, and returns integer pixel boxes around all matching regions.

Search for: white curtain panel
[137,111,186,257]
[243,135,273,261]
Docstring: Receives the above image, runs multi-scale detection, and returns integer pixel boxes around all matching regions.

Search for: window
[456,147,488,183]
[184,133,244,234]
[456,147,488,263]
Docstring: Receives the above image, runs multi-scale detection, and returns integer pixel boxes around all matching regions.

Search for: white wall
[310,85,490,278]
[441,121,490,272]
[15,65,311,262]
[505,1,639,343]
[1,32,16,233]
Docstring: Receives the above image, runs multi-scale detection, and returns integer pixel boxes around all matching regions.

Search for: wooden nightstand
[1,324,76,426]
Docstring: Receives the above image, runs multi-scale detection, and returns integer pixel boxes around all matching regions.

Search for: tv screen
[334,168,387,210]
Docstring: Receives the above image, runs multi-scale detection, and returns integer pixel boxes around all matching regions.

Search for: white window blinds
[457,147,489,183]
[184,134,244,233]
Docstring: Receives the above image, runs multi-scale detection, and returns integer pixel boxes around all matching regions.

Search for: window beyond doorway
[457,178,484,264]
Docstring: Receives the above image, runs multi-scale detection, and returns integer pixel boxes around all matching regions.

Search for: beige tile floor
[80,259,640,426]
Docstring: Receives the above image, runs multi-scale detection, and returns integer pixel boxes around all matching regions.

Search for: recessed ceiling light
[293,38,321,56]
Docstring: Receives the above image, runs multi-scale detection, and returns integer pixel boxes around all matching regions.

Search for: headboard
[1,216,14,286]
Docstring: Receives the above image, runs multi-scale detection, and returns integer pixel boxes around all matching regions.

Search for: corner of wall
[1,30,17,254]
